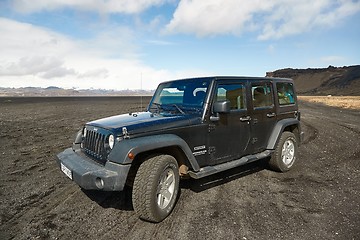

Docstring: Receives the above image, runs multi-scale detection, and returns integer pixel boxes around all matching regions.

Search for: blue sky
[0,0,359,90]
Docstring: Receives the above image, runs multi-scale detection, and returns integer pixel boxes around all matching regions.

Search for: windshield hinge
[208,123,216,132]
[122,127,130,139]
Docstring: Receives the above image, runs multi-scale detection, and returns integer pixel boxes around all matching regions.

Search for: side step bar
[188,150,273,179]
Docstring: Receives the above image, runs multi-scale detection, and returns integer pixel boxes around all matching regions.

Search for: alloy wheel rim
[281,139,295,165]
[156,168,175,209]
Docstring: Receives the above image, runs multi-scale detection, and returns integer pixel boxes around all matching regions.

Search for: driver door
[207,81,251,165]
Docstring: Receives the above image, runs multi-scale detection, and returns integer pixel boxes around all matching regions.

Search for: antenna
[140,72,143,111]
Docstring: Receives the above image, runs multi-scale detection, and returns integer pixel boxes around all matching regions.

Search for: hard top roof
[160,76,293,84]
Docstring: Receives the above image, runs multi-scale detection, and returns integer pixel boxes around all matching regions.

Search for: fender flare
[108,134,200,171]
[267,119,300,150]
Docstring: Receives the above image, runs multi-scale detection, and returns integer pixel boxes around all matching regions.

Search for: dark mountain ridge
[266,65,360,95]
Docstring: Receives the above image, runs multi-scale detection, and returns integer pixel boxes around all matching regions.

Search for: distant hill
[266,65,360,95]
[0,87,154,97]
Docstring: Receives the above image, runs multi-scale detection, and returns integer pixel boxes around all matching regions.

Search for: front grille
[82,129,109,164]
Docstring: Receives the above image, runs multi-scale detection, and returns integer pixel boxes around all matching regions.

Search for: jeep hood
[86,112,201,135]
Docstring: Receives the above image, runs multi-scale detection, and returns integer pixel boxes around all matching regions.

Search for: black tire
[132,154,179,222]
[269,131,298,172]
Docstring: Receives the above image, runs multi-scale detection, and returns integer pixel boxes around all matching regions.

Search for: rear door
[249,81,277,153]
[207,81,251,165]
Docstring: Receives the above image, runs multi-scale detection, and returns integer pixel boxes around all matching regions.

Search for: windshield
[148,78,210,115]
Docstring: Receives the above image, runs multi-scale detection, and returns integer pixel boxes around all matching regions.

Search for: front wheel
[269,131,298,172]
[132,154,179,222]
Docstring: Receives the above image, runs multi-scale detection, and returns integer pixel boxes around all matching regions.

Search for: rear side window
[276,82,295,105]
[252,83,274,108]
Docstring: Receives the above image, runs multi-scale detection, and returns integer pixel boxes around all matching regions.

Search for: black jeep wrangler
[56,76,303,222]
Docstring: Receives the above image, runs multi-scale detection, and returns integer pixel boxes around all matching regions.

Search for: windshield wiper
[172,104,185,115]
[150,102,162,113]
[150,103,185,115]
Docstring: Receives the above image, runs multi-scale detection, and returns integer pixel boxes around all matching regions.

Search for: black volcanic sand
[0,97,359,240]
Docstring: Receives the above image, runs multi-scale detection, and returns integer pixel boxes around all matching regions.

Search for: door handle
[267,113,276,118]
[240,116,251,122]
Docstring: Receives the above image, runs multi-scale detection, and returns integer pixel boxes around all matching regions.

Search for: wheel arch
[267,119,301,150]
[108,134,199,171]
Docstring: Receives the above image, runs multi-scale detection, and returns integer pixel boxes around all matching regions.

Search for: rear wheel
[132,154,179,222]
[269,131,298,172]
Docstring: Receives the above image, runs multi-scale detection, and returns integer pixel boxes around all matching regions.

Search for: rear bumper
[56,148,130,191]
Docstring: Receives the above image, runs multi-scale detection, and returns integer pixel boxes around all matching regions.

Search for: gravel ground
[0,97,359,240]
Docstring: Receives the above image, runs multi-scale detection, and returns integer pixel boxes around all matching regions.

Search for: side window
[277,82,295,105]
[252,83,274,108]
[215,84,246,110]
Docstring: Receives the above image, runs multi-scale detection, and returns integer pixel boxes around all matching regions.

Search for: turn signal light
[128,152,135,160]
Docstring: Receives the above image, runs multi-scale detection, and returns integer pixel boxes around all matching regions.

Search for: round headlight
[108,134,115,149]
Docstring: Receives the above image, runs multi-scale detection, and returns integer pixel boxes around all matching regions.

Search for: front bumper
[56,148,131,191]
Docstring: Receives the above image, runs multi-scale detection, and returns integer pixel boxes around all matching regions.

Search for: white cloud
[258,0,360,40]
[165,0,273,37]
[0,18,74,58]
[145,40,175,46]
[0,17,200,90]
[0,56,76,79]
[80,26,139,59]
[41,65,77,79]
[79,68,109,79]
[165,0,360,39]
[0,18,211,90]
[11,0,169,14]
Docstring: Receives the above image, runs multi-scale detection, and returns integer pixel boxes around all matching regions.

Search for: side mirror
[213,100,231,113]
[210,100,231,121]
